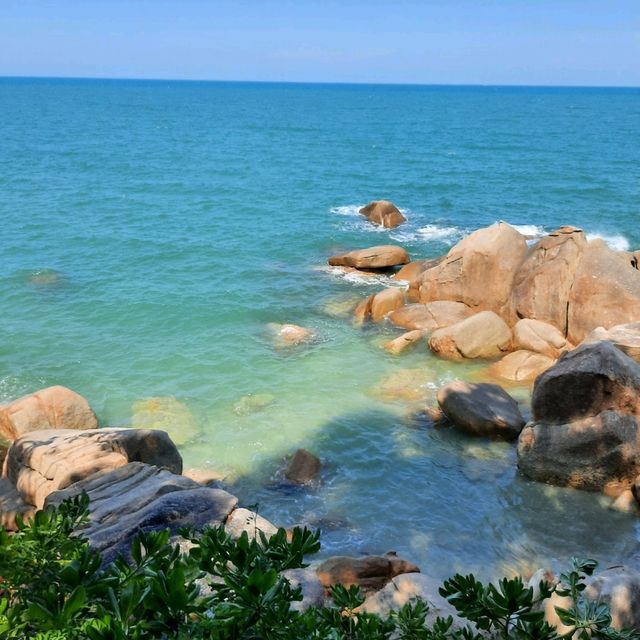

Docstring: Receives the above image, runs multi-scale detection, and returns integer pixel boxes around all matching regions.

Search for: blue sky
[1,0,639,86]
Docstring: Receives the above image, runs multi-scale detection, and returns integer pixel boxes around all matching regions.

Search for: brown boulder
[267,323,315,348]
[428,311,512,360]
[418,222,527,317]
[513,318,571,359]
[353,295,374,325]
[393,258,443,283]
[511,226,587,332]
[487,350,555,383]
[4,427,183,508]
[437,381,525,440]
[285,448,321,485]
[567,240,640,344]
[531,341,640,425]
[384,330,424,355]
[0,385,97,442]
[316,553,420,595]
[329,245,409,270]
[389,301,472,331]
[370,288,405,322]
[359,200,406,229]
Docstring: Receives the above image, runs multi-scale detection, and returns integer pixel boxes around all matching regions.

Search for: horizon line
[0,73,638,90]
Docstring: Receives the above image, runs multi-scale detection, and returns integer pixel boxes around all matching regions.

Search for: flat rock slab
[4,428,183,508]
[45,461,238,564]
[328,245,409,270]
[437,381,525,440]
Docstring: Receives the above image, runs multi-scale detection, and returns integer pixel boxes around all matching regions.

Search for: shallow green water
[1,78,640,580]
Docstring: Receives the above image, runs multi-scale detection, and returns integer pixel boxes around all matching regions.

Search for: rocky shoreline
[3,204,640,628]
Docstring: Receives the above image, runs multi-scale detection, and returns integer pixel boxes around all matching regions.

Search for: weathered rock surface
[585,566,640,630]
[418,222,527,317]
[285,448,321,485]
[531,341,640,425]
[316,554,420,595]
[328,245,409,270]
[0,476,34,530]
[224,508,278,541]
[568,241,640,344]
[513,319,571,359]
[45,462,237,564]
[0,385,97,442]
[517,411,640,494]
[584,323,640,365]
[393,258,443,284]
[359,200,406,229]
[437,381,525,440]
[428,311,512,360]
[389,301,473,331]
[353,294,374,325]
[511,226,587,332]
[4,428,182,508]
[384,330,424,355]
[370,288,405,322]
[267,323,315,348]
[487,350,555,383]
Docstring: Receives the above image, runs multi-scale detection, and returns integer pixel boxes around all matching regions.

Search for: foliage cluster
[0,495,638,639]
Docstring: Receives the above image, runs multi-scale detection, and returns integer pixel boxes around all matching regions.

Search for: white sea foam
[586,232,631,252]
[511,224,545,238]
[330,204,364,217]
[417,224,464,242]
[315,265,404,288]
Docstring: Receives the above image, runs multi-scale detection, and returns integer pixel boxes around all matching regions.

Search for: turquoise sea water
[2,78,640,580]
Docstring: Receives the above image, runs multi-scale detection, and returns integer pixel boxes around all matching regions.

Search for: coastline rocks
[486,350,555,383]
[531,341,640,425]
[393,258,443,284]
[384,330,424,355]
[389,301,472,332]
[585,566,640,630]
[4,427,182,509]
[428,311,512,361]
[131,396,199,446]
[511,226,587,332]
[224,507,278,541]
[328,245,409,270]
[370,288,406,322]
[282,568,326,611]
[437,381,525,440]
[284,448,321,486]
[567,241,640,344]
[316,553,420,595]
[45,462,237,564]
[359,200,406,229]
[0,385,98,441]
[418,222,527,317]
[584,323,640,363]
[513,318,571,359]
[267,323,315,348]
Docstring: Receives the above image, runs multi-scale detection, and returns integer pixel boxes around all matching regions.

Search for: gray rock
[585,566,640,630]
[224,507,278,541]
[282,568,326,611]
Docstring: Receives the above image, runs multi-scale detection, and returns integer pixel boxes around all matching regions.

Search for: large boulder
[531,341,640,425]
[486,350,555,383]
[513,319,571,359]
[584,323,640,363]
[418,222,527,318]
[428,311,512,360]
[316,554,420,595]
[359,200,406,229]
[0,386,97,442]
[585,566,640,630]
[511,226,587,332]
[3,427,182,509]
[45,462,237,564]
[567,240,640,344]
[517,411,640,494]
[437,381,525,440]
[370,288,405,322]
[393,258,443,283]
[328,245,409,270]
[389,301,472,331]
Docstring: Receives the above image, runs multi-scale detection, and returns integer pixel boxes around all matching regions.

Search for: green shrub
[0,495,638,639]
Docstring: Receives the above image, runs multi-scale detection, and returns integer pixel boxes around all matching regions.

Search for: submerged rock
[370,288,406,322]
[0,385,98,442]
[233,393,275,416]
[437,381,525,440]
[384,330,424,355]
[359,200,406,229]
[29,268,63,287]
[328,245,409,270]
[267,323,316,348]
[132,396,199,445]
[285,448,321,485]
[372,368,436,402]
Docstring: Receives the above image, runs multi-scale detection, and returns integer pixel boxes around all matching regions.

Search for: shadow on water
[215,406,640,582]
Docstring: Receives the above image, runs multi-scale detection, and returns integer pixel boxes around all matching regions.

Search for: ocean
[1,78,639,579]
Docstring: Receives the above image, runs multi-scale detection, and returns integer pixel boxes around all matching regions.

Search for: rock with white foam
[267,323,315,348]
[359,200,406,229]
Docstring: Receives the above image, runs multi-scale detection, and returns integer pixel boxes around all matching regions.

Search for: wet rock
[428,310,512,360]
[132,396,199,446]
[285,448,321,485]
[437,381,525,440]
[389,301,473,331]
[511,226,587,331]
[418,222,527,317]
[370,288,405,322]
[316,553,420,595]
[45,462,238,564]
[531,341,640,425]
[0,385,98,442]
[233,393,275,416]
[583,322,640,364]
[224,507,278,541]
[384,330,424,355]
[568,240,640,344]
[267,323,315,348]
[4,427,182,508]
[321,295,361,318]
[328,245,409,270]
[585,566,640,630]
[359,200,406,229]
[513,318,571,359]
[487,350,555,383]
[373,368,436,402]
